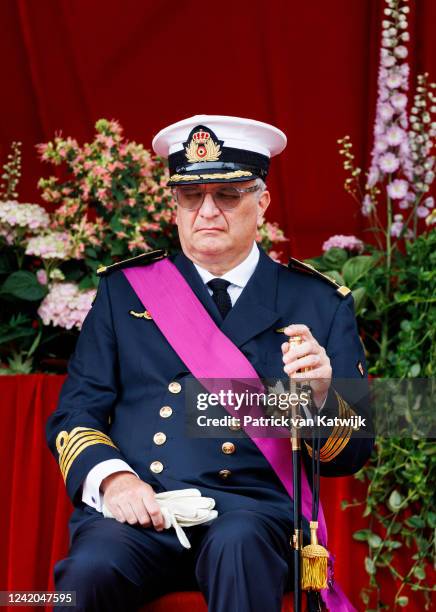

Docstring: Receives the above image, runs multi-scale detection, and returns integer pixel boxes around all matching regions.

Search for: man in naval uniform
[46,115,373,611]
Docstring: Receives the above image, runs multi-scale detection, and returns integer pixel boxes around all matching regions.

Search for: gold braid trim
[305,392,356,462]
[169,170,253,182]
[55,427,118,482]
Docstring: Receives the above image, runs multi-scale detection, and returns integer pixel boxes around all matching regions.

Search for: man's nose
[199,192,220,216]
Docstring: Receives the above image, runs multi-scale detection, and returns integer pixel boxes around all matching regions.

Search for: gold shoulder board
[288,257,351,298]
[97,249,167,276]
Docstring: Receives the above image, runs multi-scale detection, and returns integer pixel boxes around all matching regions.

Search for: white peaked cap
[153,114,287,158]
[152,115,287,186]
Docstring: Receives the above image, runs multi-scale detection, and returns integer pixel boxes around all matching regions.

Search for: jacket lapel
[172,251,222,326]
[220,249,281,347]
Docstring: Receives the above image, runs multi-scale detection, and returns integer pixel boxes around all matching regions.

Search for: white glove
[102,488,218,549]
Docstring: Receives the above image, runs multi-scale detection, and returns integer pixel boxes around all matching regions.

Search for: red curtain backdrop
[0,0,435,258]
[0,2,435,610]
[1,375,433,611]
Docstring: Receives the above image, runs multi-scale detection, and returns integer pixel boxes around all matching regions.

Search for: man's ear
[257,190,271,226]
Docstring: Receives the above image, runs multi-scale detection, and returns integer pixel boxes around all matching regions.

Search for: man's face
[175,180,270,265]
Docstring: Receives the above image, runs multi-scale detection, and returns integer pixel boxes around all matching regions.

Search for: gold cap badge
[185,127,222,163]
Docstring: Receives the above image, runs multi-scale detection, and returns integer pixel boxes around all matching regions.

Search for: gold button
[153,432,167,446]
[160,406,173,418]
[219,469,232,479]
[150,461,164,474]
[222,442,236,455]
[229,420,241,432]
[168,381,181,394]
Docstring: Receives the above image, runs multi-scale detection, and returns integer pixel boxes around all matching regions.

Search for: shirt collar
[193,242,260,288]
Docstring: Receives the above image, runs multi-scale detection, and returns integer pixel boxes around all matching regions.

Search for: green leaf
[388,490,403,512]
[304,256,330,272]
[368,534,382,548]
[323,247,348,269]
[323,269,345,285]
[351,286,366,314]
[342,256,375,288]
[384,540,402,550]
[0,252,14,274]
[85,246,98,258]
[0,327,35,344]
[405,515,425,529]
[353,529,371,542]
[408,363,421,377]
[396,596,409,607]
[0,271,47,301]
[78,276,95,290]
[413,566,426,580]
[427,512,436,528]
[111,240,126,257]
[364,557,376,575]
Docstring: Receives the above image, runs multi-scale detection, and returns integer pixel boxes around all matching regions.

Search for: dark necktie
[207,278,232,319]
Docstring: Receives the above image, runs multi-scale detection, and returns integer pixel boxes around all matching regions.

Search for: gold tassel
[302,521,329,590]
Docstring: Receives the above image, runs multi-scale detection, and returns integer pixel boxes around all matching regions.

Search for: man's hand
[101,472,165,530]
[281,324,332,408]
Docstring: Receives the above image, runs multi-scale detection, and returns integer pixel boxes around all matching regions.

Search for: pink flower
[385,125,406,146]
[367,168,379,188]
[38,283,96,330]
[390,214,404,237]
[387,179,409,199]
[416,206,429,218]
[398,199,410,209]
[382,55,396,68]
[379,153,400,173]
[379,103,394,121]
[36,270,48,285]
[386,72,403,89]
[424,196,434,208]
[390,92,408,110]
[362,194,374,216]
[394,45,408,59]
[322,234,364,253]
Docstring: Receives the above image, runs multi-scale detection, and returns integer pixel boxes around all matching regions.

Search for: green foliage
[319,231,435,610]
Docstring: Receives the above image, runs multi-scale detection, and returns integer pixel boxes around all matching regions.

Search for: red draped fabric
[0,375,433,611]
[0,0,435,258]
[0,1,435,610]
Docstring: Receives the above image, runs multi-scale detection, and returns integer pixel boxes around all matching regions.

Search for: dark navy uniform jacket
[46,248,373,535]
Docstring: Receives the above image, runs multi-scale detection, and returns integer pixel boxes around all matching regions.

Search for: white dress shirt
[82,242,325,510]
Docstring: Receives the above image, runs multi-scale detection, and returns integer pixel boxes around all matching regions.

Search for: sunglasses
[172,184,261,211]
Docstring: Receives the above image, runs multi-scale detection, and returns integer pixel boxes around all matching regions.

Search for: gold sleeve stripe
[59,429,113,465]
[320,394,354,462]
[55,427,118,482]
[321,429,352,462]
[62,438,118,482]
[318,397,349,460]
[60,432,114,475]
[306,398,348,459]
[304,392,356,462]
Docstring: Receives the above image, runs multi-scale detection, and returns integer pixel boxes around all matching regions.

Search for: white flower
[390,92,408,110]
[25,232,73,260]
[387,179,409,199]
[38,282,96,330]
[386,73,403,89]
[0,201,50,243]
[379,103,394,120]
[379,153,400,173]
[386,125,406,146]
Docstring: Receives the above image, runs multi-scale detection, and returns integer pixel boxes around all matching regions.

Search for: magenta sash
[122,259,356,612]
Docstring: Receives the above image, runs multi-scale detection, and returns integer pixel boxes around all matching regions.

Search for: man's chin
[192,234,229,257]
